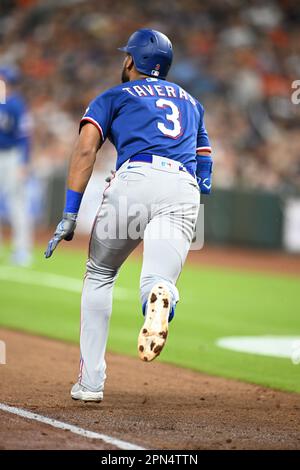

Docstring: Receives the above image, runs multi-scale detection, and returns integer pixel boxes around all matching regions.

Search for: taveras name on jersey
[80,78,211,173]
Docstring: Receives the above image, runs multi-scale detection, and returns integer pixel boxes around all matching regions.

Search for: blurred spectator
[0,0,299,193]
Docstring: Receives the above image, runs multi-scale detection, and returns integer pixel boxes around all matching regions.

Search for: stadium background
[1,0,300,248]
[0,0,300,450]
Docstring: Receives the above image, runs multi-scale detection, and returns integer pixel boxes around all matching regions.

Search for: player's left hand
[45,212,77,258]
[196,155,213,195]
[197,175,212,194]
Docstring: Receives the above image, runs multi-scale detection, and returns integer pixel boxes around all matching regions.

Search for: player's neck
[129,72,150,82]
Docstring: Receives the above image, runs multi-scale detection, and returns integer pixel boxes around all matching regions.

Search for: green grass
[0,246,300,393]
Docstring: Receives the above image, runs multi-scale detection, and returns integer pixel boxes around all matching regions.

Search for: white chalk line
[0,265,195,306]
[0,402,145,451]
[217,336,300,361]
[0,266,135,300]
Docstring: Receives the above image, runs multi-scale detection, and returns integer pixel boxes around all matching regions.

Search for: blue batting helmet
[0,65,20,84]
[118,29,173,80]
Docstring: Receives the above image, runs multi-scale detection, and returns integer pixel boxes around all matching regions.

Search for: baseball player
[0,66,32,266]
[45,29,212,402]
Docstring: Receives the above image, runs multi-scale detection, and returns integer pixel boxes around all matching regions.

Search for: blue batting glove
[196,155,213,195]
[45,212,77,259]
[197,175,212,194]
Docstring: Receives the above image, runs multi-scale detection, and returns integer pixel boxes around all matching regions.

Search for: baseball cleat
[71,382,103,403]
[138,283,171,362]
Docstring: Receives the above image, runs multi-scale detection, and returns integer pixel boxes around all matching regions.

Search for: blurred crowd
[1,0,300,193]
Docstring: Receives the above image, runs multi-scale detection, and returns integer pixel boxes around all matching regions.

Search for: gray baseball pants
[79,157,200,391]
[0,148,32,255]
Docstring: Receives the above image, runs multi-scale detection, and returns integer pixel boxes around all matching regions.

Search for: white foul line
[0,266,133,300]
[0,402,145,451]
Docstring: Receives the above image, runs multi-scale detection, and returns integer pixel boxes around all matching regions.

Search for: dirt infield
[0,329,300,450]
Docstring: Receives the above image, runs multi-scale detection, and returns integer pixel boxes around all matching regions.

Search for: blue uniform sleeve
[79,91,114,142]
[196,102,211,154]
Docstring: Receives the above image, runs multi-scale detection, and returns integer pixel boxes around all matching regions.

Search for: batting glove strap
[62,212,78,222]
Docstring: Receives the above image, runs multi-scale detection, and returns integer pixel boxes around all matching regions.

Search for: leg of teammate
[10,177,32,264]
[8,149,32,265]
[0,158,4,256]
[0,152,10,256]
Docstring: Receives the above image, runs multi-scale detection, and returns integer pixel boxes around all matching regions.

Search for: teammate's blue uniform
[0,87,32,266]
[80,77,211,174]
[0,92,30,162]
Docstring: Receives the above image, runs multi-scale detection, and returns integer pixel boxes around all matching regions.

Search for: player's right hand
[44,212,77,259]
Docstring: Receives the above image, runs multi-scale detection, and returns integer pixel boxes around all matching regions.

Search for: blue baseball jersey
[0,92,31,163]
[80,78,211,172]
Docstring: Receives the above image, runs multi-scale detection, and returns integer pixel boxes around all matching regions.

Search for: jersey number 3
[156,99,182,139]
